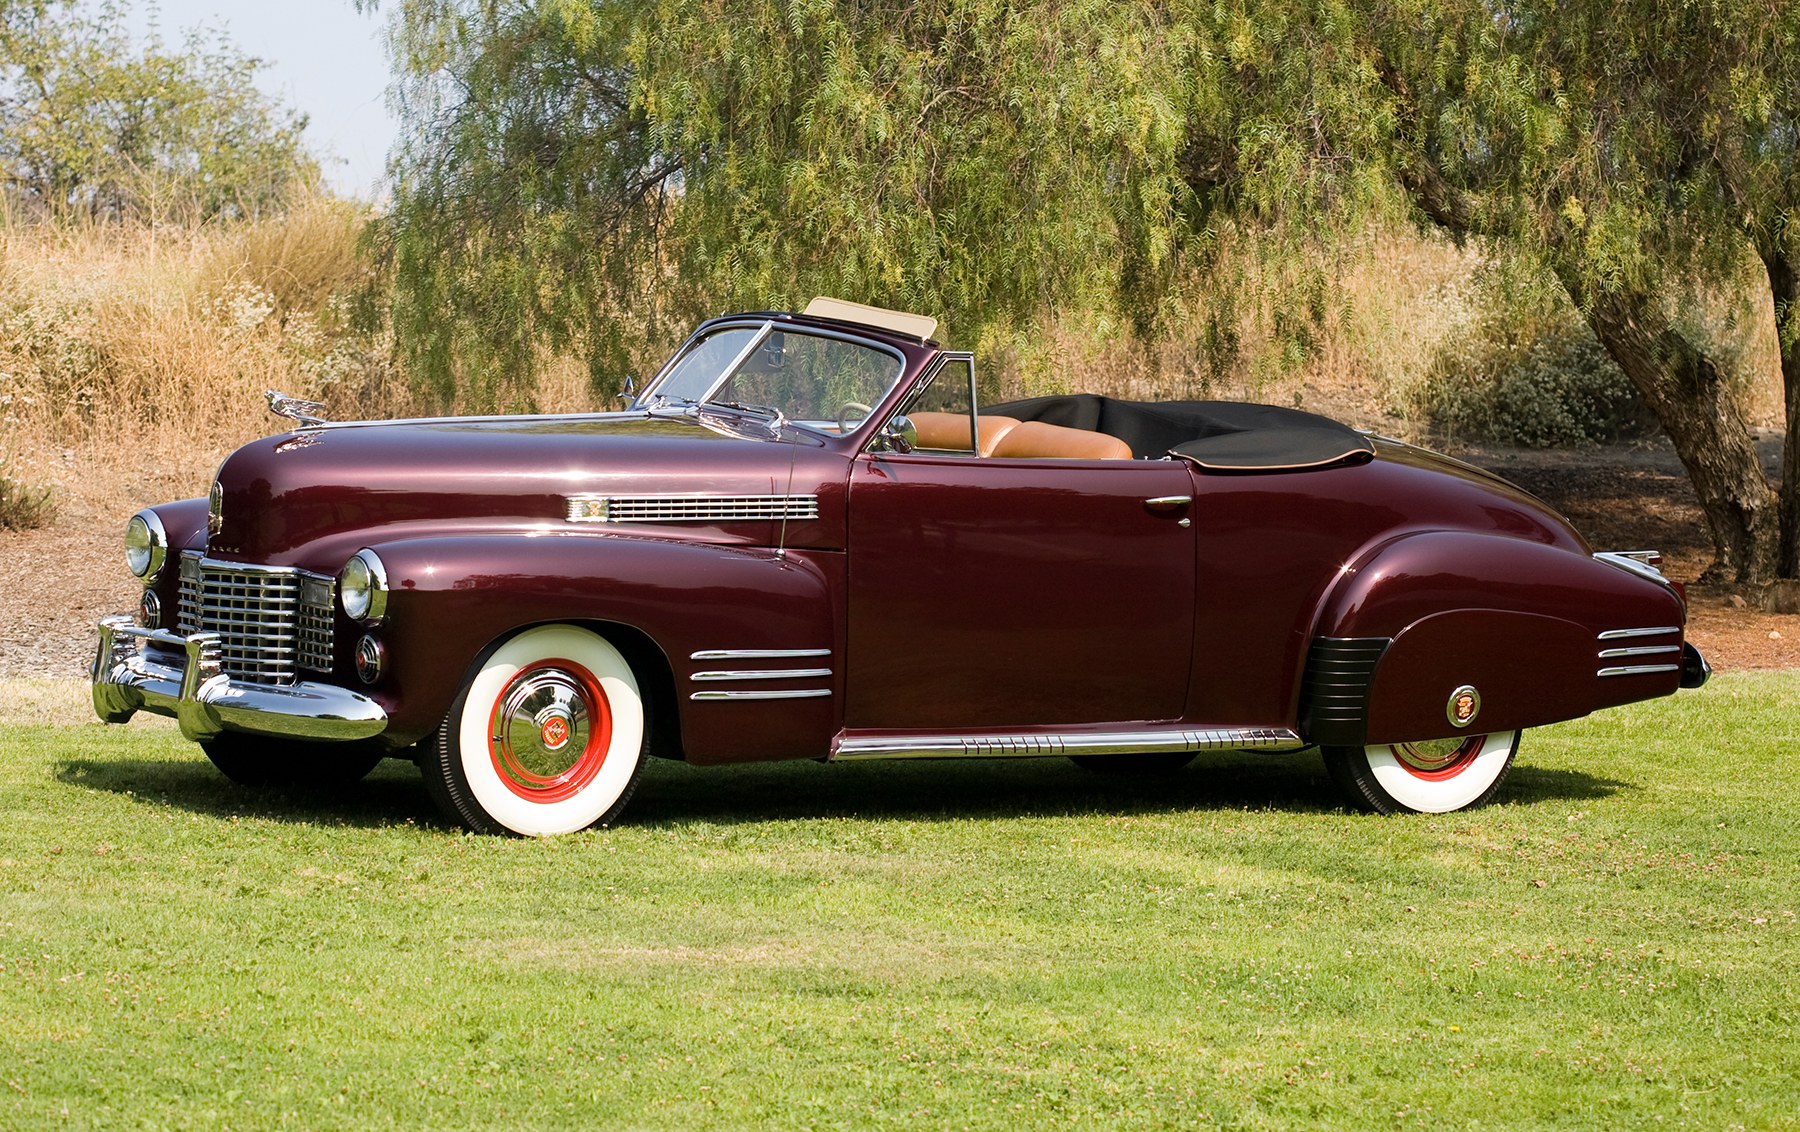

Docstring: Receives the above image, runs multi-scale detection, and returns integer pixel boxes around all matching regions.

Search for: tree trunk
[1575,281,1778,583]
[1764,249,1800,577]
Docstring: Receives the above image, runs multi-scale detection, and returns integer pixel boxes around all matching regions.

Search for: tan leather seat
[909,411,1021,456]
[989,420,1132,460]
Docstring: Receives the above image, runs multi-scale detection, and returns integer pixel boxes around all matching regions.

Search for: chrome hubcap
[1391,737,1476,773]
[491,669,593,784]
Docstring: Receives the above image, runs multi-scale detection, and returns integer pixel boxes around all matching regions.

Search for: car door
[843,450,1197,731]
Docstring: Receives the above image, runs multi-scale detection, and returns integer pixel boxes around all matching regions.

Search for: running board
[832,727,1304,761]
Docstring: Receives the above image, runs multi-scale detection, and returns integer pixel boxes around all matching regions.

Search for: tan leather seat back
[909,411,1021,456]
[989,420,1132,461]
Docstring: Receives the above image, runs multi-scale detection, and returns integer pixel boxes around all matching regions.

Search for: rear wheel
[422,625,648,836]
[202,734,385,788]
[1322,731,1519,814]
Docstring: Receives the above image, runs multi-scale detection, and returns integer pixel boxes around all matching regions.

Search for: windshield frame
[635,317,911,439]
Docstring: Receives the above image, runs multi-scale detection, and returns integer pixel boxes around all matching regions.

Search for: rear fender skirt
[1313,531,1689,744]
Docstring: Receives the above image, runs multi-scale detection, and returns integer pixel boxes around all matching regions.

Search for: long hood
[208,414,846,564]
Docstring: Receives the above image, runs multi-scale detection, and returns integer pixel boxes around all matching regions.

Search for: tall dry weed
[0,196,415,520]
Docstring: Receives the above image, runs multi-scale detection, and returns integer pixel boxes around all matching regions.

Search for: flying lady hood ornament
[264,390,330,428]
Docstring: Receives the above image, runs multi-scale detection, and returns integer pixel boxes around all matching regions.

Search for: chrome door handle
[1143,495,1192,512]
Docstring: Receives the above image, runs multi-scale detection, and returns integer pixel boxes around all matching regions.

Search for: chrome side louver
[566,493,819,524]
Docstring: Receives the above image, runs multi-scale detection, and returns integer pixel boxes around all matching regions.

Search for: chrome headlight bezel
[125,510,168,583]
[338,549,389,624]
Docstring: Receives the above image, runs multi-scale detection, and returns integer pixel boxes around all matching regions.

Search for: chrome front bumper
[91,616,387,744]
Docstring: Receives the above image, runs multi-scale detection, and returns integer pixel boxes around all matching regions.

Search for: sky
[123,1,399,201]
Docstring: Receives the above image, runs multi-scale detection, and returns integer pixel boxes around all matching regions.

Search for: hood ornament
[264,390,329,428]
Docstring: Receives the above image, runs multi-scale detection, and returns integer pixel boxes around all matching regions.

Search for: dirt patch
[4,435,1793,681]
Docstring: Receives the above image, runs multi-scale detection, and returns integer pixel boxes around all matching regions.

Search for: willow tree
[371,0,1800,581]
[365,0,1189,408]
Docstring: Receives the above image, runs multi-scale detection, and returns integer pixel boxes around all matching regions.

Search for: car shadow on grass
[53,755,440,830]
[624,751,1630,826]
[52,749,1628,830]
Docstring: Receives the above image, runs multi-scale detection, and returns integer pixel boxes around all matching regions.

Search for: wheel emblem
[540,713,570,751]
[1447,684,1481,728]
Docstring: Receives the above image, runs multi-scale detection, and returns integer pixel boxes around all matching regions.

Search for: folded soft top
[983,394,1376,471]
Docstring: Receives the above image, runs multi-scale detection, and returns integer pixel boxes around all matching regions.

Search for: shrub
[1400,275,1654,448]
[0,466,54,531]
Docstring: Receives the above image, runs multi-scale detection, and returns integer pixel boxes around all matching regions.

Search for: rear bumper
[1680,641,1711,689]
[91,616,387,744]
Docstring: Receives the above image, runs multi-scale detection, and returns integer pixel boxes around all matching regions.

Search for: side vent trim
[1300,636,1390,747]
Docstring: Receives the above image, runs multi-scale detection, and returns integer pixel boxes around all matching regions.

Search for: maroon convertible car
[93,297,1708,835]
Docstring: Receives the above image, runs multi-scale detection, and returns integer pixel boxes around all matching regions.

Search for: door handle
[1143,495,1192,512]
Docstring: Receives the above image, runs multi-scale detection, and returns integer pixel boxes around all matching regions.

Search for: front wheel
[1322,731,1519,814]
[422,625,648,836]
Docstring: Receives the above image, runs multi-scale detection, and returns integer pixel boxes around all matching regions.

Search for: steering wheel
[836,402,873,433]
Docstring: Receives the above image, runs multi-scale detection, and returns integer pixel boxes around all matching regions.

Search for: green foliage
[1421,323,1650,448]
[5,675,1800,1125]
[0,462,52,529]
[0,0,318,222]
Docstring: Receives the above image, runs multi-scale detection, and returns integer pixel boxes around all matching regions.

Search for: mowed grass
[2,676,1797,1129]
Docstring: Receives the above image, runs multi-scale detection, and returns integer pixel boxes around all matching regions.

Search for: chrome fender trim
[93,616,387,744]
[832,727,1304,761]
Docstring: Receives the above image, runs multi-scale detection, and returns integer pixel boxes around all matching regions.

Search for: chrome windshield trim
[689,689,833,701]
[1597,626,1682,640]
[834,727,1304,761]
[690,648,832,660]
[690,668,833,682]
[1598,664,1683,677]
[1598,645,1681,659]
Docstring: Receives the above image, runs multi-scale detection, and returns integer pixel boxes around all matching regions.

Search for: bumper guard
[92,616,387,744]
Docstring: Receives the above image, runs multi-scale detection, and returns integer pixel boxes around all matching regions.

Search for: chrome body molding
[92,616,386,744]
[1598,644,1680,659]
[1598,664,1683,678]
[565,493,819,524]
[690,648,832,660]
[833,727,1304,761]
[690,668,832,682]
[1597,626,1682,640]
[689,688,833,701]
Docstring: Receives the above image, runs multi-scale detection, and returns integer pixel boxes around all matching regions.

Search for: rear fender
[1307,532,1686,745]
[354,533,841,762]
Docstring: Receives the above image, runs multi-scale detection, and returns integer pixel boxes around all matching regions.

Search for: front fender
[357,532,842,761]
[1306,531,1687,745]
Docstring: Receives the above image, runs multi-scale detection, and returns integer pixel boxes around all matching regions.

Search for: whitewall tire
[1323,731,1519,814]
[423,625,648,836]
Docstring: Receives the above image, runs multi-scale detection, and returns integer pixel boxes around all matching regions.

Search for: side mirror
[616,375,638,408]
[876,414,916,455]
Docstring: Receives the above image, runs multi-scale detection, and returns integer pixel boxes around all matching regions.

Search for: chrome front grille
[177,553,335,685]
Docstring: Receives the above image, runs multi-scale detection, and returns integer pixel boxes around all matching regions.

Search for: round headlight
[338,549,388,623]
[124,511,167,582]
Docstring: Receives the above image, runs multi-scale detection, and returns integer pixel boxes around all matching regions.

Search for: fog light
[354,634,384,685]
[138,589,161,627]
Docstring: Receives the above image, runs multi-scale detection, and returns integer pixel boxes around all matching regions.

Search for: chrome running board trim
[833,727,1303,761]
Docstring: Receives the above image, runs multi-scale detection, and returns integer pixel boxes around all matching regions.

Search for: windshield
[644,322,906,432]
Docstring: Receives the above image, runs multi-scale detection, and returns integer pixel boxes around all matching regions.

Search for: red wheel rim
[1386,736,1484,781]
[486,659,613,803]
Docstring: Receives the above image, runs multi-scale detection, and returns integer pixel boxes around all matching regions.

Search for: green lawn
[3,674,1797,1129]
